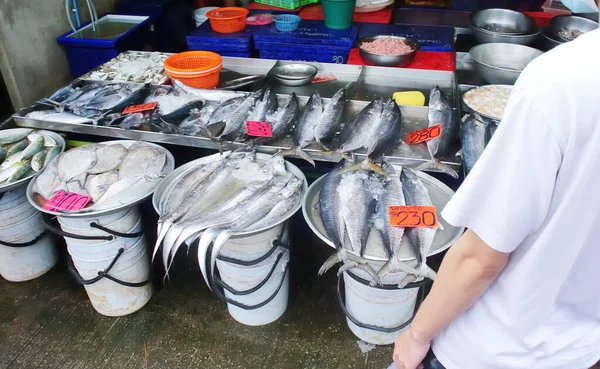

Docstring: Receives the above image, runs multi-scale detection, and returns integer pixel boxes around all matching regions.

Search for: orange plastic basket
[206,7,249,33]
[164,51,223,89]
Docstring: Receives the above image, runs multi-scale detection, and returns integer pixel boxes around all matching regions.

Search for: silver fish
[0,165,21,183]
[25,111,92,124]
[87,144,128,174]
[44,146,61,167]
[6,140,28,157]
[461,114,486,175]
[92,175,160,211]
[85,170,119,202]
[1,152,25,170]
[21,137,44,160]
[219,90,262,141]
[28,132,58,147]
[66,172,89,196]
[314,88,346,147]
[6,160,31,183]
[293,91,323,148]
[119,145,166,180]
[31,150,47,172]
[0,129,32,145]
[33,160,62,199]
[173,80,245,101]
[0,147,6,166]
[252,92,298,144]
[57,145,98,182]
[246,87,278,123]
[416,86,459,178]
[401,167,438,283]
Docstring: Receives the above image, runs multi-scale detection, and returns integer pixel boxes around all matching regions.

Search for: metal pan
[302,169,464,262]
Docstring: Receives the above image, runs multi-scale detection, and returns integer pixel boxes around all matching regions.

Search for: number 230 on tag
[388,206,439,228]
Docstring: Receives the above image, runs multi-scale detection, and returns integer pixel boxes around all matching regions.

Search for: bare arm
[393,229,510,369]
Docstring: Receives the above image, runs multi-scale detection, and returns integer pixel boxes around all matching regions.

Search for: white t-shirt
[432,29,600,369]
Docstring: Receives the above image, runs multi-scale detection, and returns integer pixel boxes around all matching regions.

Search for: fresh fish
[92,175,160,211]
[75,84,152,120]
[32,160,62,199]
[119,145,166,179]
[293,91,323,148]
[158,100,204,123]
[66,172,89,195]
[400,167,438,283]
[1,152,25,170]
[416,86,460,178]
[461,114,486,175]
[104,111,150,129]
[25,111,92,124]
[41,85,77,105]
[251,92,298,144]
[204,96,246,137]
[242,188,301,232]
[6,140,28,157]
[314,88,346,147]
[44,146,61,167]
[87,144,128,174]
[485,120,498,146]
[339,170,377,255]
[6,160,31,184]
[0,165,21,183]
[246,87,278,123]
[337,99,384,155]
[21,136,44,160]
[173,80,245,101]
[0,147,6,165]
[57,145,98,182]
[31,150,47,172]
[0,129,32,145]
[28,132,57,147]
[85,170,119,202]
[218,90,262,141]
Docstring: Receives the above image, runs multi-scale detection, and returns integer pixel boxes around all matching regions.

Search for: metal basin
[302,169,463,262]
[471,8,537,35]
[272,63,318,80]
[541,26,564,50]
[548,15,598,42]
[470,43,544,85]
[357,35,419,67]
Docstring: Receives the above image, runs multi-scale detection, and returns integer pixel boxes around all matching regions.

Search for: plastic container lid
[247,13,274,25]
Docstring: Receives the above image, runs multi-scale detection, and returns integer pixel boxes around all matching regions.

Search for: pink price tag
[42,190,92,212]
[246,121,273,138]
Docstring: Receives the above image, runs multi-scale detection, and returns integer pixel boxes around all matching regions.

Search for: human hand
[393,328,431,369]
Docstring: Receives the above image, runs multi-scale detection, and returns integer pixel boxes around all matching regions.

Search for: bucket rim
[152,152,308,238]
[0,129,66,195]
[26,140,175,218]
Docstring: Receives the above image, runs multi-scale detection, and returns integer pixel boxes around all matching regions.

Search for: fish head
[267,153,287,176]
[331,88,346,103]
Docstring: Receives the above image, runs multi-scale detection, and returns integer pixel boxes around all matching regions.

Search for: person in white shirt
[392,4,600,369]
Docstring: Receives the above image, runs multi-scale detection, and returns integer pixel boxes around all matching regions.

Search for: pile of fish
[84,51,170,84]
[0,129,61,185]
[318,160,438,287]
[460,113,498,175]
[152,151,303,288]
[32,141,169,212]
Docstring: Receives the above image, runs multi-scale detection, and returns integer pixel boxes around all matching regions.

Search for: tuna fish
[0,129,32,145]
[314,88,346,148]
[461,114,487,175]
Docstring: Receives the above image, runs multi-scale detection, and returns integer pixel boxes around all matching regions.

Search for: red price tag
[388,206,439,228]
[122,102,158,115]
[43,190,92,212]
[406,124,442,144]
[246,121,273,138]
[312,73,337,83]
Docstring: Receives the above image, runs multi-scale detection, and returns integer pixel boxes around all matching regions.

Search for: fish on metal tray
[24,110,92,124]
[415,86,460,179]
[280,91,322,166]
[173,80,246,102]
[461,114,487,175]
[246,87,278,124]
[6,159,31,184]
[6,140,28,157]
[27,132,57,147]
[85,170,119,203]
[44,146,61,167]
[33,160,62,199]
[31,150,47,172]
[87,144,128,174]
[218,90,263,141]
[0,129,33,145]
[21,137,44,160]
[66,172,89,196]
[57,144,98,182]
[314,88,346,148]
[0,147,6,166]
[248,92,299,146]
[92,175,161,211]
[119,145,167,180]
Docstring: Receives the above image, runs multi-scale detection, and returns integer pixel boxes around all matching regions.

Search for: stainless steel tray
[302,168,464,262]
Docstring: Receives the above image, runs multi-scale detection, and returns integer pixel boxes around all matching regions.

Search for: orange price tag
[406,124,442,144]
[246,121,273,138]
[42,190,92,212]
[312,73,337,83]
[388,206,439,228]
[122,102,158,115]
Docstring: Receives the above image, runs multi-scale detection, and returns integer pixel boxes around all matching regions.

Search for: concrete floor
[1,193,598,369]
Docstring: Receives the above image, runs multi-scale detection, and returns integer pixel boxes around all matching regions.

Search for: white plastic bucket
[74,245,153,317]
[57,207,141,241]
[0,187,57,282]
[341,269,420,345]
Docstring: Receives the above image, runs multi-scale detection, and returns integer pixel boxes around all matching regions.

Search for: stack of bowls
[272,63,318,86]
[541,15,599,50]
[470,8,540,46]
[470,43,544,85]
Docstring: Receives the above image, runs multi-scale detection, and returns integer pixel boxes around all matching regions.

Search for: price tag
[312,73,337,83]
[43,190,92,212]
[246,121,273,138]
[406,124,442,144]
[122,102,158,115]
[388,206,439,228]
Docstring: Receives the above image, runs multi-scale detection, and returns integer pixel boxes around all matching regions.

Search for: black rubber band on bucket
[67,247,151,288]
[216,223,290,267]
[0,230,49,248]
[335,272,429,333]
[213,252,285,296]
[42,213,142,241]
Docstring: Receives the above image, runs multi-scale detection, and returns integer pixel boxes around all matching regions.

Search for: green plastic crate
[254,0,317,10]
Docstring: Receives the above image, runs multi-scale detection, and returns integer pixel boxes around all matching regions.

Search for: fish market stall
[13,56,462,171]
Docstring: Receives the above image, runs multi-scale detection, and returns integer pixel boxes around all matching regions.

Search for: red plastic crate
[347,48,456,71]
[299,4,393,24]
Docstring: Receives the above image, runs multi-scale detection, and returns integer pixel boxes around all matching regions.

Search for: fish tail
[377,260,393,279]
[152,221,170,262]
[337,261,359,277]
[209,229,234,289]
[414,159,459,179]
[420,264,437,281]
[197,228,222,289]
[340,159,386,175]
[318,252,343,276]
[279,147,315,166]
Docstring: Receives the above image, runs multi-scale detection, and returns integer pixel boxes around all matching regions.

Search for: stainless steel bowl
[471,26,540,45]
[273,74,314,86]
[548,15,598,42]
[471,8,537,35]
[470,43,544,85]
[357,35,420,67]
[272,63,318,80]
[541,25,564,50]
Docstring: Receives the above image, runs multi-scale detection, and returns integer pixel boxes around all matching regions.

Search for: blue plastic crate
[358,23,454,52]
[188,42,253,52]
[187,21,255,46]
[253,20,359,47]
[259,50,349,64]
[255,40,351,53]
[57,14,157,78]
[216,51,255,58]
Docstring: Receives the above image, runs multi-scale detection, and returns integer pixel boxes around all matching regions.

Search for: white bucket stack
[54,206,152,317]
[214,226,291,326]
[0,186,57,282]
